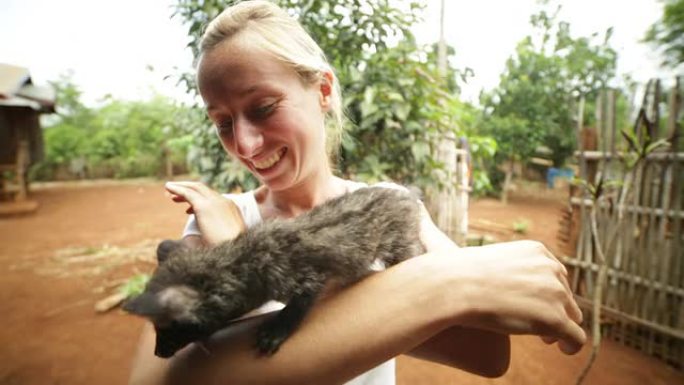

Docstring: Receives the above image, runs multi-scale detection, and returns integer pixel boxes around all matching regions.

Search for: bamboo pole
[573,151,684,161]
[576,207,604,385]
[433,0,461,242]
[613,90,629,340]
[605,90,620,311]
[652,79,661,140]
[667,78,683,338]
[15,140,29,202]
[569,197,684,218]
[654,160,673,333]
[608,89,617,157]
[645,82,664,354]
[560,256,684,297]
[572,295,684,340]
[598,90,606,155]
[574,97,588,294]
[626,162,645,318]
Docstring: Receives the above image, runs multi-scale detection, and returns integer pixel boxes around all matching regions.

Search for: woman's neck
[257,168,348,219]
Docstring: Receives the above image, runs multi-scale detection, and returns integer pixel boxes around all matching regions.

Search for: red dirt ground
[0,180,682,385]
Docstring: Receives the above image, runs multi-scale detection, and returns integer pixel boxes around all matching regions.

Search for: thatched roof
[0,63,55,112]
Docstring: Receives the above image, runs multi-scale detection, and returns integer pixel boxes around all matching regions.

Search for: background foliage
[644,0,684,67]
[32,74,193,180]
[480,5,618,169]
[34,0,654,200]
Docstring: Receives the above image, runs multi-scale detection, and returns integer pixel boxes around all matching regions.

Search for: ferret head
[123,240,249,358]
[124,282,210,357]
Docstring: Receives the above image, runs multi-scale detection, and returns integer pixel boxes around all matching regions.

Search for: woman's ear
[319,71,334,111]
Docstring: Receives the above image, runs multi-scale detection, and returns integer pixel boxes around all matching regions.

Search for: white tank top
[182,180,403,385]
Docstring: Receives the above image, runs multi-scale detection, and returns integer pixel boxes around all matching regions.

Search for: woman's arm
[405,204,510,377]
[129,242,585,385]
[129,183,584,384]
[130,253,466,385]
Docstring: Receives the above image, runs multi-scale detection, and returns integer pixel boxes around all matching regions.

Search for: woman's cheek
[219,137,243,161]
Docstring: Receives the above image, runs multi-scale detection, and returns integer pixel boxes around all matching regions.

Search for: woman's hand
[165,181,246,246]
[437,240,586,355]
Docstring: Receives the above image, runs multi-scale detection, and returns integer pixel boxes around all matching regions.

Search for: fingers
[537,241,568,276]
[165,191,189,203]
[554,275,586,354]
[558,322,586,354]
[553,267,583,325]
[475,240,586,355]
[566,293,583,325]
[553,314,587,355]
[165,181,217,207]
[542,334,584,355]
[541,335,557,344]
[531,241,585,353]
[165,182,195,202]
[541,318,585,355]
[166,181,215,196]
[165,181,220,216]
[536,241,583,327]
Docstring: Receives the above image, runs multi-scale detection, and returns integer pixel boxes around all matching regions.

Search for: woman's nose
[233,119,264,158]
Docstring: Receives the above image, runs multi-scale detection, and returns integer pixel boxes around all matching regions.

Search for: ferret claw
[256,327,287,356]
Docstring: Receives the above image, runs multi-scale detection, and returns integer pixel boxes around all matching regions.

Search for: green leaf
[119,274,150,298]
[394,103,411,121]
[411,142,430,162]
[645,138,670,155]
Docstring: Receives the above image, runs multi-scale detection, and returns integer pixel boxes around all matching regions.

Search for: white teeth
[253,149,284,170]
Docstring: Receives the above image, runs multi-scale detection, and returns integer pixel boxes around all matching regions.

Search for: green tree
[481,5,617,168]
[48,71,93,124]
[34,74,194,180]
[172,0,492,191]
[644,0,684,67]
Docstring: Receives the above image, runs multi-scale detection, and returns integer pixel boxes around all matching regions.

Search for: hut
[0,63,55,213]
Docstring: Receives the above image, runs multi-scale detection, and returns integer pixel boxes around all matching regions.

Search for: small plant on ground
[512,219,530,234]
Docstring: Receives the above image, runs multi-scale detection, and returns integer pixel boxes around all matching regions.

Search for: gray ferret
[123,187,425,358]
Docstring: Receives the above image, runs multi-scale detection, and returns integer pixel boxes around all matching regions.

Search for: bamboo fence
[427,135,470,247]
[560,78,683,369]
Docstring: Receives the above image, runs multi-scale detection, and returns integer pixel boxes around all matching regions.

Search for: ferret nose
[155,343,175,358]
[155,334,179,358]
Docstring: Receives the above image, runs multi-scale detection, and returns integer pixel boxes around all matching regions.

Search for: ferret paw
[255,325,288,356]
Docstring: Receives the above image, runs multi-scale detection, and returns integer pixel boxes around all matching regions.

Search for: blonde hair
[199,0,345,158]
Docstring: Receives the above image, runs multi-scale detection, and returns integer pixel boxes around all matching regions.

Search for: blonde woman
[129,2,585,384]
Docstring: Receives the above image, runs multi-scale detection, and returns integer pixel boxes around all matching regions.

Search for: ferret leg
[255,291,317,356]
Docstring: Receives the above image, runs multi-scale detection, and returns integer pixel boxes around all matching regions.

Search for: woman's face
[197,36,331,192]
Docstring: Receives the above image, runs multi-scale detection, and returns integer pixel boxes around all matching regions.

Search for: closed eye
[251,101,277,120]
[216,119,233,137]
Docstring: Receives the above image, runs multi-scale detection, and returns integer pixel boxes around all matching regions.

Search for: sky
[0,0,676,106]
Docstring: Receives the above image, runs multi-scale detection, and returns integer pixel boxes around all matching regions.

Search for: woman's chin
[255,164,295,191]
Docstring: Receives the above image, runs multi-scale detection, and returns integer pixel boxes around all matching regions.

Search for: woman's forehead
[197,39,296,97]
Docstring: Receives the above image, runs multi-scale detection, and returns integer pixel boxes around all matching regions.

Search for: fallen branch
[94,292,127,313]
[44,299,91,317]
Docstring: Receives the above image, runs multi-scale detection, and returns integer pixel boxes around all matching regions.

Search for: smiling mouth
[253,148,287,170]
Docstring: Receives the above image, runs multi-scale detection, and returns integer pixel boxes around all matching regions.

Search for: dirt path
[0,181,681,385]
